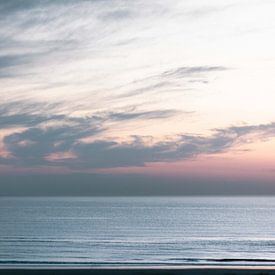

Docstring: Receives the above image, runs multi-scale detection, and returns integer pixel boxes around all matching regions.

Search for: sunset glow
[1,0,275,191]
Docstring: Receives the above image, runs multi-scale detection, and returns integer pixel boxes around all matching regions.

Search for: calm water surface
[1,196,275,267]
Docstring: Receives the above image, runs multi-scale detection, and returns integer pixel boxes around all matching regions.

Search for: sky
[1,0,275,195]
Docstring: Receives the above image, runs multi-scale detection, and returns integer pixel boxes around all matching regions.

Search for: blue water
[1,196,275,267]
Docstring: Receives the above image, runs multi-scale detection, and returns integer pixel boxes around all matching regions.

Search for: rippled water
[1,196,275,267]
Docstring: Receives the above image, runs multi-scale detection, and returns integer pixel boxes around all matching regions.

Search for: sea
[1,196,275,268]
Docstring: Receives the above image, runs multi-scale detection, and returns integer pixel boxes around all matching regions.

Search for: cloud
[2,110,275,169]
[0,0,231,127]
[0,1,91,16]
[102,109,181,121]
[0,113,60,128]
[70,122,275,169]
[0,54,30,68]
[0,101,74,128]
[0,0,272,175]
[0,99,184,168]
[118,66,228,98]
[99,8,134,21]
[161,66,228,78]
[0,53,36,78]
[0,111,176,129]
[0,1,41,15]
[2,122,100,166]
[0,100,180,129]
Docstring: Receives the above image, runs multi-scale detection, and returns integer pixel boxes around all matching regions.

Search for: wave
[1,258,275,266]
[169,258,275,263]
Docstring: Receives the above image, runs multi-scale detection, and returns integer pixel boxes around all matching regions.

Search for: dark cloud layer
[1,102,275,169]
[0,100,187,168]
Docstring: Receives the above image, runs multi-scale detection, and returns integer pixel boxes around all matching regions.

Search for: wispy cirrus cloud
[117,66,228,98]
[0,0,231,122]
[161,66,228,78]
[0,100,181,129]
[1,0,275,179]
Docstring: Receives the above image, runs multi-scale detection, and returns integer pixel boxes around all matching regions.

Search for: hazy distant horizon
[1,173,275,196]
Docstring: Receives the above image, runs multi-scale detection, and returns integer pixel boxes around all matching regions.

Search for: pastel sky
[1,0,275,189]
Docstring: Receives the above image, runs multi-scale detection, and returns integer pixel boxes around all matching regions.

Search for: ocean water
[1,196,275,267]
